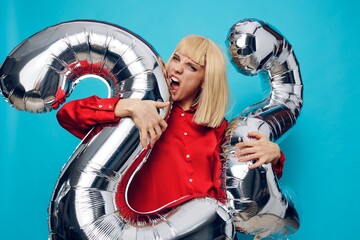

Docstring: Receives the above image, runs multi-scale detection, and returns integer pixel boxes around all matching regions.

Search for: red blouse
[56,95,285,220]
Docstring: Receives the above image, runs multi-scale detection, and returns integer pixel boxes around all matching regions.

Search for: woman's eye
[189,65,197,72]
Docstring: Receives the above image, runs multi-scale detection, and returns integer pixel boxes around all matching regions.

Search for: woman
[57,35,285,221]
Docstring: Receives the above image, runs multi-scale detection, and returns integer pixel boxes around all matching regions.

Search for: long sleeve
[56,95,121,139]
[272,151,286,179]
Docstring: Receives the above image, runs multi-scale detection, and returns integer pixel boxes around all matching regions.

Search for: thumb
[155,101,170,109]
[247,131,264,140]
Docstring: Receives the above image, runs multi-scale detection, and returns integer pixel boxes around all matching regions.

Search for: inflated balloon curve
[0,19,302,240]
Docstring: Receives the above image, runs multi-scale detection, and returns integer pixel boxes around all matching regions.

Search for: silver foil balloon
[0,21,234,239]
[223,19,302,239]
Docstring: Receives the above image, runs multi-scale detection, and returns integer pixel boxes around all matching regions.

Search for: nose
[173,62,183,74]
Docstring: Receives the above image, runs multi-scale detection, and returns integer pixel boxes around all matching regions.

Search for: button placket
[180,109,194,189]
[182,111,191,162]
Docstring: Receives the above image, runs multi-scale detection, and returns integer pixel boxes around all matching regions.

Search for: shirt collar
[173,102,198,114]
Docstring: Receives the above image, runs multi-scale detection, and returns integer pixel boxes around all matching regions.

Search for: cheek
[184,80,202,94]
[192,74,204,89]
[194,70,205,84]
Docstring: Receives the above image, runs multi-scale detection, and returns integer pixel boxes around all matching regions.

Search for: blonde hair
[167,35,229,128]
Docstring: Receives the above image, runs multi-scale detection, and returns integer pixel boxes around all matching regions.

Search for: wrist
[274,152,281,164]
[273,143,281,164]
[115,98,135,117]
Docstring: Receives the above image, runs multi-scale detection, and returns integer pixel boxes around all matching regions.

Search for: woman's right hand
[114,99,170,148]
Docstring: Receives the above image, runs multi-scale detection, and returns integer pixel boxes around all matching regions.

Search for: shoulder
[213,118,228,140]
[218,118,228,131]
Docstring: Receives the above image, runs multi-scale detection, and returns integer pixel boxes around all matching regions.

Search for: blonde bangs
[175,35,208,66]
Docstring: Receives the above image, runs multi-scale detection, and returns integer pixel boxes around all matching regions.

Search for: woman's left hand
[235,132,281,169]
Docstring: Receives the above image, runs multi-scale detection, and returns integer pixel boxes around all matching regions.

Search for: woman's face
[167,51,205,110]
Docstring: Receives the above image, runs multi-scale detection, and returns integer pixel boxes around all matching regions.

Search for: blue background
[0,0,358,239]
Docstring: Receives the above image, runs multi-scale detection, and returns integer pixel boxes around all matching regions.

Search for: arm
[234,132,286,179]
[56,95,121,139]
[57,95,169,147]
[271,151,286,179]
[114,99,169,148]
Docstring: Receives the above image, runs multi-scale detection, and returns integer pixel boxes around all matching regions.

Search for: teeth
[171,77,179,83]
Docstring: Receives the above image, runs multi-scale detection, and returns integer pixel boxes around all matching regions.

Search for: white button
[189,178,193,183]
[98,105,103,108]
[184,132,188,136]
[108,105,112,109]
[181,113,185,117]
[186,154,190,159]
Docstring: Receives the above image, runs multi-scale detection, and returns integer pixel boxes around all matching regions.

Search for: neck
[176,100,193,111]
[175,92,200,111]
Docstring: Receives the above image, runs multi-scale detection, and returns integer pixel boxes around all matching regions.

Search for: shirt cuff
[81,95,121,123]
[272,151,286,179]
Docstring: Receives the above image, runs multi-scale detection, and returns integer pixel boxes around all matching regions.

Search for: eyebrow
[174,52,201,67]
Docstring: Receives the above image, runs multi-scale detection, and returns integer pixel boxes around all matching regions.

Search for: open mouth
[170,77,180,91]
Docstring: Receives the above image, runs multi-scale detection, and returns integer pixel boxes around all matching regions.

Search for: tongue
[170,82,179,91]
